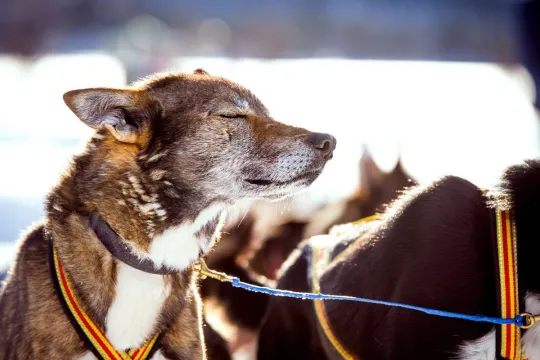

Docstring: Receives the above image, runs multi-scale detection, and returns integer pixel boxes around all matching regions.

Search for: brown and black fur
[257,160,540,359]
[0,70,335,359]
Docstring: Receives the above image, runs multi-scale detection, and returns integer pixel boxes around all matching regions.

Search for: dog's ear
[359,145,384,195]
[193,68,209,76]
[63,88,156,144]
[388,156,416,187]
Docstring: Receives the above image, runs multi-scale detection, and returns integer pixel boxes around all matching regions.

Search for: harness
[308,210,528,360]
[311,216,379,360]
[494,209,524,360]
[312,241,355,360]
[47,214,167,360]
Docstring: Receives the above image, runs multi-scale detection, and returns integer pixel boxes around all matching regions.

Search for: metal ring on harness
[519,312,540,329]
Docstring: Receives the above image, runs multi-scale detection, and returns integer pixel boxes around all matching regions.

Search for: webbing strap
[52,246,159,360]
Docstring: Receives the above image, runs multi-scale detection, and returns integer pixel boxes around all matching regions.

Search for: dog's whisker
[238,204,252,228]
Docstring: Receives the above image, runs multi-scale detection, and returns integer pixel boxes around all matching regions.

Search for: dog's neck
[46,133,228,272]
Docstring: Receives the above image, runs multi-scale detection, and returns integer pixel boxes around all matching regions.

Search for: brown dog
[0,70,335,359]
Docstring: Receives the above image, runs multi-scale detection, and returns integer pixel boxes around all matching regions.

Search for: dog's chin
[263,189,306,202]
[243,168,322,201]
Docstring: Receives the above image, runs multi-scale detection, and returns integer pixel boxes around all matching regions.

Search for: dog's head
[64,70,336,206]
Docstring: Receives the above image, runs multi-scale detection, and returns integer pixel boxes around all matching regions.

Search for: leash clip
[195,259,233,283]
[519,312,540,329]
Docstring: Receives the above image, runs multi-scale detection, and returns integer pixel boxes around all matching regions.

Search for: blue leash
[230,277,525,327]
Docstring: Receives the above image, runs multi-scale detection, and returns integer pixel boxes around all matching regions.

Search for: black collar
[88,213,180,275]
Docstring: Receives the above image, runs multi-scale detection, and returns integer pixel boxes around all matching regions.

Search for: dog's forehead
[144,73,267,114]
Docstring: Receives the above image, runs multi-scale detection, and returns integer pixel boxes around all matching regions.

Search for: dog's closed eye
[218,114,247,119]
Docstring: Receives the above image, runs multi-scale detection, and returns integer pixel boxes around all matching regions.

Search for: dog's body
[258,161,540,360]
[0,70,335,359]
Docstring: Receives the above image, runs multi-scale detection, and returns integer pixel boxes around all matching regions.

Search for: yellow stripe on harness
[496,209,525,360]
[312,244,357,360]
[311,215,380,360]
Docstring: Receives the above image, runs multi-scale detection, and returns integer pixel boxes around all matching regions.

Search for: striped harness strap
[310,215,380,360]
[312,243,357,360]
[51,246,160,360]
[495,209,526,360]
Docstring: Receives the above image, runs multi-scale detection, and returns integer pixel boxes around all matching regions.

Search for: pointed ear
[390,157,406,177]
[63,88,156,144]
[359,145,384,193]
[390,157,416,186]
[193,68,209,76]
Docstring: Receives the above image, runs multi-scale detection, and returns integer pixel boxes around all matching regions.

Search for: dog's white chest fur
[77,204,226,359]
[147,203,224,269]
[105,262,171,350]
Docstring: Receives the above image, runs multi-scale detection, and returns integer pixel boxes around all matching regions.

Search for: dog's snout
[307,133,336,158]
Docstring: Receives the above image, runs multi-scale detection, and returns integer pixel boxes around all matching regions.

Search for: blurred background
[1,0,540,276]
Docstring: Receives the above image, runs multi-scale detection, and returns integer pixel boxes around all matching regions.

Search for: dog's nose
[307,133,336,158]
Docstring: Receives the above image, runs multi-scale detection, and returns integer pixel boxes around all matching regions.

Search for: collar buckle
[195,259,233,282]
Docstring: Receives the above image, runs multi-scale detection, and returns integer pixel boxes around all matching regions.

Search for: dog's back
[258,176,496,360]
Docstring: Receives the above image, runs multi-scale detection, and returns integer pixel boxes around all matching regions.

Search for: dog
[257,161,540,360]
[0,69,336,359]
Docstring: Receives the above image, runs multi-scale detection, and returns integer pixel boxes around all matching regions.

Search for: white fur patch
[457,293,540,360]
[75,350,167,360]
[522,293,540,359]
[148,152,168,163]
[74,352,97,360]
[148,204,225,270]
[105,263,171,350]
[150,350,168,359]
[457,329,495,360]
[150,170,166,180]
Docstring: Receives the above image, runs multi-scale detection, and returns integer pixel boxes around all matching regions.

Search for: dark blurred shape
[0,0,518,63]
[203,321,232,360]
[201,214,269,352]
[514,0,540,109]
[247,221,306,280]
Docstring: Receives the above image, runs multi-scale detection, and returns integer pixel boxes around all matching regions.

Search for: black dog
[257,160,540,360]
